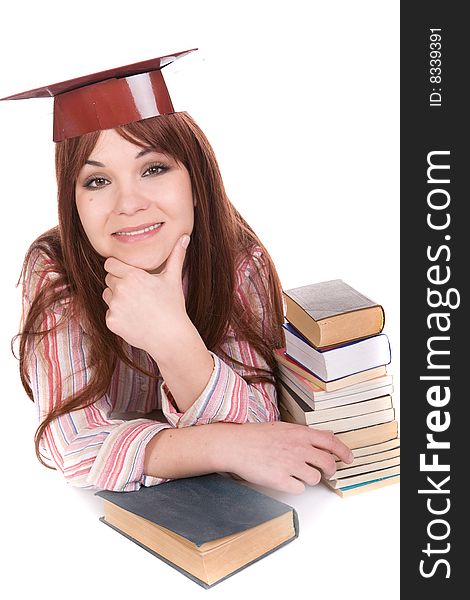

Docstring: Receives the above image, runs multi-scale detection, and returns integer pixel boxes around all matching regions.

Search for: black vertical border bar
[401,2,466,597]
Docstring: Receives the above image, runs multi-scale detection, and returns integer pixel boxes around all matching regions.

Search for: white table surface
[3,392,399,600]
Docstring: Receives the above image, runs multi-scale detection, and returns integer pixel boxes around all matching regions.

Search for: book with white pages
[309,408,395,434]
[278,363,394,410]
[336,438,401,468]
[331,456,401,480]
[283,322,391,382]
[279,381,394,425]
[323,465,401,490]
[336,447,400,471]
[277,361,393,400]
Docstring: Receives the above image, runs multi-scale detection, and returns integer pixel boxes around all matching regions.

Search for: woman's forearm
[143,420,355,495]
[143,422,238,480]
[147,316,215,414]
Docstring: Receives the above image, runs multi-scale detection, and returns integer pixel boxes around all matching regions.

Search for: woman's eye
[143,163,168,177]
[83,176,110,189]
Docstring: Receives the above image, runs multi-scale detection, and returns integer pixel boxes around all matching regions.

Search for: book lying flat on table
[283,322,391,382]
[279,380,394,426]
[96,473,299,589]
[280,402,395,434]
[324,475,400,498]
[274,347,387,392]
[335,438,400,468]
[331,455,401,480]
[323,465,400,490]
[335,420,399,449]
[283,279,385,349]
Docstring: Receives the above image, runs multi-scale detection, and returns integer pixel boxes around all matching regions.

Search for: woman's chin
[110,252,166,274]
[146,260,167,274]
[136,258,166,274]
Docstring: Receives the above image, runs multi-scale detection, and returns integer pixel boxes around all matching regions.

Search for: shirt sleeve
[23,250,172,492]
[160,247,281,427]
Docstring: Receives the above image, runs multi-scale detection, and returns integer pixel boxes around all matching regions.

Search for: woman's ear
[193,197,197,207]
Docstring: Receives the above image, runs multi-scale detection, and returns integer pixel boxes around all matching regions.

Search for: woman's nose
[113,181,151,215]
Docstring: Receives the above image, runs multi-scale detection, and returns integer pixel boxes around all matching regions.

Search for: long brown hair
[18,112,286,466]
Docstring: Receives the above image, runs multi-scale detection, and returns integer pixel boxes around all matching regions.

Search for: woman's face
[75,129,194,273]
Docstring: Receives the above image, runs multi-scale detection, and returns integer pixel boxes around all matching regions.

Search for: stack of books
[276,279,400,497]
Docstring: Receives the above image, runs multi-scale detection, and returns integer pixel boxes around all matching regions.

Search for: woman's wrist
[143,314,194,362]
[145,317,215,413]
[143,422,241,480]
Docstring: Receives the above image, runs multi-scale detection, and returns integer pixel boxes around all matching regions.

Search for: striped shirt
[23,246,280,492]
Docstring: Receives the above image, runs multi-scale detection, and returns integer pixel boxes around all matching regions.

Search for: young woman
[17,92,353,495]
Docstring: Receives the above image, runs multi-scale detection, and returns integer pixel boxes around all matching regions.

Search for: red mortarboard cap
[1,48,197,142]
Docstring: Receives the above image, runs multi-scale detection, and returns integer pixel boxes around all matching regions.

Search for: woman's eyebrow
[135,147,167,159]
[84,148,161,167]
[136,148,155,159]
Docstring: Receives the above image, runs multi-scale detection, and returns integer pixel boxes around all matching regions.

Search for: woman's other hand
[222,421,354,495]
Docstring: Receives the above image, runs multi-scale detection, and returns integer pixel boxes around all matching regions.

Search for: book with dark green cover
[96,473,299,588]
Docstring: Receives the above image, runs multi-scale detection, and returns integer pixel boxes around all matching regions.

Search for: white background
[0,1,399,598]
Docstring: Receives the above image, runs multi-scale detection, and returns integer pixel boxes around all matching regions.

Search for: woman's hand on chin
[102,234,191,351]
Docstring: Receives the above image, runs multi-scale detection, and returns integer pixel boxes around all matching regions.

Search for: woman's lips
[112,222,164,243]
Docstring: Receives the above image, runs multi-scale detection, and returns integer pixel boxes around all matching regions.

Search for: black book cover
[96,473,299,588]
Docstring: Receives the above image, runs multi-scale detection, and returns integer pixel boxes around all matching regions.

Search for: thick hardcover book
[96,473,299,588]
[283,322,391,382]
[283,279,385,348]
[274,347,387,392]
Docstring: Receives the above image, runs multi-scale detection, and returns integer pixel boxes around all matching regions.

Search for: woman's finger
[104,256,137,277]
[102,287,112,306]
[292,462,322,487]
[305,447,338,480]
[309,428,354,464]
[105,272,119,289]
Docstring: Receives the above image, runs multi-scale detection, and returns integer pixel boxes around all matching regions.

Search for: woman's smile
[112,221,164,243]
